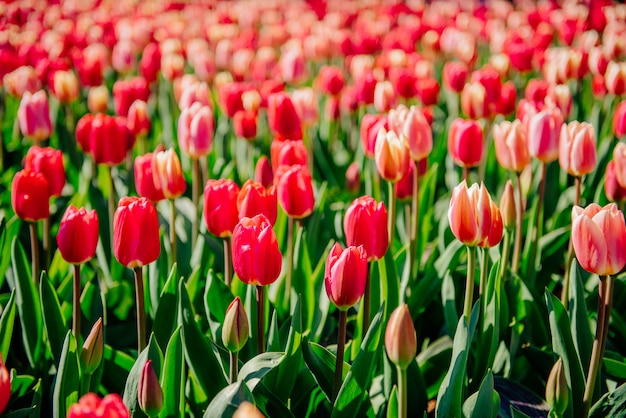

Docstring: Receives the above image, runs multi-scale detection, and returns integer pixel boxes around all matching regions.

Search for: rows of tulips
[2,0,626,417]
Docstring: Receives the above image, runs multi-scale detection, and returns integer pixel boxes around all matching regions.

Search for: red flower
[448,118,483,168]
[178,103,214,159]
[267,91,302,140]
[233,110,257,140]
[344,195,388,261]
[113,77,150,117]
[0,354,9,414]
[12,170,49,221]
[237,180,277,225]
[324,243,368,310]
[57,205,99,264]
[134,152,166,203]
[152,148,186,200]
[90,114,133,166]
[270,140,308,172]
[360,114,388,158]
[275,164,315,219]
[67,393,129,418]
[204,179,240,238]
[24,146,65,198]
[113,197,160,268]
[317,66,345,96]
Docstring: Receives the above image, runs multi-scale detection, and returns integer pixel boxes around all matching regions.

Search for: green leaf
[603,354,626,380]
[40,271,67,366]
[568,260,593,376]
[251,382,295,418]
[589,380,626,417]
[0,290,16,360]
[417,336,452,400]
[386,385,398,418]
[462,370,499,418]
[332,304,385,418]
[545,291,586,418]
[53,332,80,418]
[160,326,185,418]
[123,335,163,417]
[302,339,346,402]
[378,254,398,322]
[101,344,135,394]
[153,264,179,349]
[11,237,44,370]
[474,261,501,382]
[292,226,315,334]
[204,269,234,338]
[203,382,254,418]
[238,352,284,391]
[179,279,228,400]
[0,217,21,290]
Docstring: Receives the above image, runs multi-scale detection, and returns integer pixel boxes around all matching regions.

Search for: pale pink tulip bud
[493,120,530,173]
[559,121,596,177]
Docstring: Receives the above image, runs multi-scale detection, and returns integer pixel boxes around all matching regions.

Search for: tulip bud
[254,156,274,188]
[500,180,516,231]
[222,297,249,353]
[140,43,161,84]
[385,304,417,370]
[231,214,282,286]
[344,196,388,261]
[113,197,161,268]
[4,66,40,98]
[416,77,440,107]
[546,84,572,119]
[546,358,568,416]
[18,90,52,142]
[0,354,10,414]
[375,128,411,183]
[138,360,163,417]
[88,85,109,114]
[57,205,99,265]
[605,61,626,96]
[389,68,416,100]
[237,180,278,225]
[291,88,319,127]
[448,118,483,169]
[51,70,79,103]
[461,82,488,119]
[152,148,186,200]
[559,121,597,177]
[324,243,368,310]
[402,106,432,162]
[493,120,530,173]
[204,179,240,238]
[614,100,626,138]
[355,72,377,105]
[80,318,103,374]
[275,165,315,219]
[345,162,361,194]
[24,146,65,198]
[12,170,50,221]
[178,103,214,159]
[113,77,151,117]
[134,151,166,203]
[127,100,151,138]
[497,81,517,116]
[318,66,345,96]
[448,181,493,247]
[267,92,303,141]
[218,82,245,118]
[90,114,133,166]
[605,161,626,203]
[613,143,626,188]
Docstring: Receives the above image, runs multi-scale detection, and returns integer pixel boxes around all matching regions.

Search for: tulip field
[3,0,626,417]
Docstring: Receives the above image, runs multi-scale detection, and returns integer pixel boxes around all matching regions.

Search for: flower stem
[362,266,371,336]
[134,267,146,352]
[223,238,232,287]
[229,351,238,384]
[170,199,177,268]
[256,285,265,354]
[463,246,477,321]
[512,172,524,274]
[499,230,512,281]
[599,275,615,377]
[107,166,116,256]
[410,165,420,282]
[29,222,40,285]
[397,365,408,418]
[286,216,295,311]
[388,181,396,248]
[191,158,200,249]
[333,309,347,402]
[561,176,582,307]
[73,264,81,339]
[528,162,547,280]
[478,247,489,299]
[43,216,51,270]
[478,118,492,182]
[462,167,469,183]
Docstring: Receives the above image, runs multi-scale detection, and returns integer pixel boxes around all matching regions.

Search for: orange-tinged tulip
[448,181,492,247]
[493,120,530,173]
[127,100,151,138]
[479,200,503,248]
[57,205,99,265]
[275,164,315,219]
[113,197,160,268]
[461,81,488,119]
[152,148,186,200]
[374,128,411,183]
[324,243,368,310]
[385,304,417,370]
[559,121,596,177]
[51,70,80,103]
[500,180,516,231]
[571,203,626,276]
[374,80,396,113]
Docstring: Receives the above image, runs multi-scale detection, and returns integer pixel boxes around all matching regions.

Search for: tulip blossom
[152,148,186,200]
[24,146,65,198]
[385,304,417,370]
[12,170,49,222]
[89,114,133,166]
[270,140,308,172]
[113,77,150,117]
[267,92,302,140]
[204,179,240,238]
[400,106,432,162]
[360,114,388,158]
[88,86,109,114]
[443,61,469,93]
[605,161,626,203]
[291,88,319,127]
[233,110,257,140]
[344,196,388,261]
[317,66,345,96]
[479,200,504,248]
[527,107,564,163]
[345,162,361,193]
[67,393,129,418]
[571,203,626,276]
[461,82,488,119]
[134,152,166,203]
[178,103,214,159]
[18,90,52,142]
[51,70,79,103]
[324,243,368,310]
[500,180,516,231]
[448,119,483,169]
[222,297,249,353]
[448,181,493,247]
[493,120,530,173]
[113,197,160,268]
[559,121,597,177]
[56,205,99,265]
[237,180,278,225]
[375,128,411,183]
[374,80,396,113]
[605,61,626,96]
[127,100,151,138]
[254,156,273,188]
[231,214,282,286]
[275,165,315,219]
[614,100,626,138]
[81,319,103,374]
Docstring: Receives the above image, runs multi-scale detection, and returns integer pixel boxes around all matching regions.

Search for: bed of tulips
[2,0,626,417]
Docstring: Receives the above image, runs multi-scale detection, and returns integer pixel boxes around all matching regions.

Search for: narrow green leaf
[203,382,254,418]
[302,339,345,402]
[101,344,135,394]
[123,335,163,417]
[386,386,398,418]
[40,271,67,366]
[238,352,285,391]
[53,332,80,418]
[589,380,626,417]
[463,370,498,418]
[204,269,235,338]
[0,290,16,360]
[152,265,179,349]
[568,260,593,375]
[160,326,185,418]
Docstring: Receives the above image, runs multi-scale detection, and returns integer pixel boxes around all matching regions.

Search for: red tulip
[113,197,160,268]
[0,354,10,414]
[605,161,626,203]
[614,100,626,138]
[497,81,517,116]
[605,61,626,96]
[233,110,257,140]
[67,393,129,418]
[178,103,214,159]
[76,114,94,153]
[254,156,274,188]
[527,107,563,163]
[113,77,150,117]
[218,82,246,118]
[448,181,492,247]
[152,148,186,200]
[344,195,388,261]
[479,200,503,248]
[134,152,166,203]
[355,72,377,105]
[231,214,282,286]
[204,179,240,238]
[443,61,469,93]
[401,106,432,161]
[140,43,161,84]
[56,205,99,265]
[275,164,315,219]
[138,360,163,417]
[267,91,302,141]
[324,243,368,310]
[18,90,52,142]
[24,146,65,198]
[318,66,345,96]
[571,203,626,276]
[389,68,416,99]
[448,118,483,168]
[90,114,133,166]
[270,140,308,172]
[525,79,550,104]
[237,180,277,225]
[12,170,49,221]
[493,120,530,173]
[416,77,440,107]
[559,121,597,177]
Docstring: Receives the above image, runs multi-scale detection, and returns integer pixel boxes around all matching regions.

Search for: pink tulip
[559,121,596,177]
[448,181,492,247]
[493,120,530,173]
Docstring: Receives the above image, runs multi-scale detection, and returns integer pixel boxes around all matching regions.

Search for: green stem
[463,246,477,320]
[73,264,81,339]
[362,266,371,336]
[333,309,347,402]
[397,366,408,418]
[192,158,200,249]
[229,351,238,384]
[43,216,51,270]
[30,222,40,285]
[561,176,582,307]
[512,172,524,274]
[286,216,294,311]
[478,118,492,182]
[256,285,265,354]
[107,166,116,256]
[410,165,420,282]
[223,238,232,287]
[529,162,547,279]
[170,199,177,268]
[478,247,489,299]
[388,181,397,249]
[134,267,146,352]
[499,230,512,281]
[599,275,615,379]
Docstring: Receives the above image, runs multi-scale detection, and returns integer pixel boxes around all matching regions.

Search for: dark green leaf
[463,370,498,418]
[589,380,626,418]
[302,339,346,402]
[568,260,593,376]
[238,352,284,391]
[161,327,185,418]
[152,264,179,349]
[386,385,398,418]
[53,332,80,418]
[203,382,254,418]
[0,290,16,360]
[123,335,163,417]
[40,271,67,366]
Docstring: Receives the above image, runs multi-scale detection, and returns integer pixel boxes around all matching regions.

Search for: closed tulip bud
[448,181,492,247]
[204,179,240,238]
[345,162,361,193]
[448,118,483,169]
[57,205,99,265]
[222,297,249,352]
[113,197,161,268]
[233,110,257,140]
[374,80,396,113]
[360,114,388,158]
[605,61,626,96]
[402,106,432,161]
[479,200,504,248]
[24,146,65,198]
[443,61,469,93]
[527,107,563,163]
[237,180,277,225]
[546,358,568,416]
[152,148,186,200]
[267,92,302,141]
[493,120,530,173]
[0,354,9,414]
[178,103,214,159]
[318,66,345,96]
[270,140,308,172]
[68,393,129,418]
[140,43,161,84]
[51,70,79,103]
[461,82,488,119]
[614,101,626,138]
[80,318,103,374]
[344,196,388,261]
[254,156,274,188]
[571,203,626,276]
[138,360,163,417]
[385,304,417,370]
[500,180,516,231]
[559,121,597,177]
[87,85,109,114]
[275,165,315,219]
[12,170,49,221]
[593,75,607,100]
[375,128,411,183]
[324,243,368,310]
[134,151,165,203]
[232,214,282,286]
[18,90,52,142]
[90,114,132,166]
[127,100,151,138]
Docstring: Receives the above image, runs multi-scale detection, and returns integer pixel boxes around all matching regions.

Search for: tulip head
[237,180,278,225]
[500,180,517,231]
[178,103,214,159]
[57,205,99,265]
[493,120,530,173]
[385,304,417,370]
[152,148,186,200]
[605,161,626,203]
[204,179,240,238]
[448,118,483,169]
[113,197,161,269]
[324,243,368,310]
[0,354,10,414]
[275,164,315,219]
[546,358,568,416]
[138,360,163,417]
[527,107,564,163]
[80,318,103,374]
[344,196,388,261]
[24,146,65,198]
[18,90,52,142]
[613,100,626,138]
[558,121,597,177]
[222,297,249,353]
[374,128,411,183]
[448,181,493,247]
[12,170,50,222]
[67,393,129,418]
